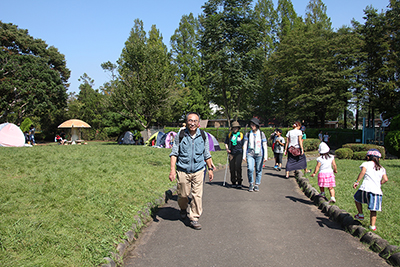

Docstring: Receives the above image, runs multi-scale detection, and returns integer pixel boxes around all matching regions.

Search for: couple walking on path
[224,118,268,192]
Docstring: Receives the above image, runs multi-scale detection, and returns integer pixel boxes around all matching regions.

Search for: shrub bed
[352,151,368,160]
[303,138,320,152]
[335,148,353,159]
[385,130,400,158]
[342,143,386,159]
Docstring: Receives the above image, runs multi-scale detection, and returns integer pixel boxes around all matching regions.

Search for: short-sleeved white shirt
[359,161,386,195]
[286,129,302,148]
[274,136,285,153]
[317,155,334,173]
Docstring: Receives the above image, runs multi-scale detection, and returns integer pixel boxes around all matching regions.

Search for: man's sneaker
[180,209,187,219]
[274,165,278,170]
[248,184,254,192]
[369,225,377,231]
[329,197,336,203]
[231,183,237,188]
[237,184,242,189]
[278,167,282,171]
[254,185,259,192]
[354,213,364,220]
[190,220,202,230]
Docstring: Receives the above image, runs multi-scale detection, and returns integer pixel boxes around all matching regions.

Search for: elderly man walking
[169,112,215,230]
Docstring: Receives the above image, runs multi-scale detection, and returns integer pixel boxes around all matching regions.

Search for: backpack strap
[179,129,185,143]
[200,129,206,142]
[179,129,206,143]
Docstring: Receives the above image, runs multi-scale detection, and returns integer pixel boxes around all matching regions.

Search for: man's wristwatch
[208,167,214,171]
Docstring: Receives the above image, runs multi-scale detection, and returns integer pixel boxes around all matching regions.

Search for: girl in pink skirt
[311,142,338,203]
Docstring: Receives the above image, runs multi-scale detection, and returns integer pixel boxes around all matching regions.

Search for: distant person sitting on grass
[311,142,337,203]
[29,125,36,145]
[353,149,388,231]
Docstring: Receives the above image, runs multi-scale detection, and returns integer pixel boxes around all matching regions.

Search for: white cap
[318,142,330,154]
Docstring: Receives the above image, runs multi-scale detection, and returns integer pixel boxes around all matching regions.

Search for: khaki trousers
[176,169,204,221]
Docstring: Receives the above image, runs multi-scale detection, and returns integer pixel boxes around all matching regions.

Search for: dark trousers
[229,153,243,185]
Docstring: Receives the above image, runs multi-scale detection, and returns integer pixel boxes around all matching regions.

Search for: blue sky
[1,0,389,94]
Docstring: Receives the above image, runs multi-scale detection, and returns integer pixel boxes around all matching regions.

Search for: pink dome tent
[0,123,25,147]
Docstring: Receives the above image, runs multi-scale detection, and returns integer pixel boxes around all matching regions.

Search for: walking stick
[223,153,229,186]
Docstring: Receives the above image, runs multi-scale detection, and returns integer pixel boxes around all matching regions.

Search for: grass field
[306,157,400,246]
[2,142,397,266]
[0,142,228,266]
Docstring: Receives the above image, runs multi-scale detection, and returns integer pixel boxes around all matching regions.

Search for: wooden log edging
[294,170,400,266]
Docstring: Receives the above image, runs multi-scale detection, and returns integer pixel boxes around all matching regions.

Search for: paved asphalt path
[124,159,389,267]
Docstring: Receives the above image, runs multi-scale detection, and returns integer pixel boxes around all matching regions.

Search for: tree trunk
[343,108,347,129]
[355,108,359,130]
[367,106,371,128]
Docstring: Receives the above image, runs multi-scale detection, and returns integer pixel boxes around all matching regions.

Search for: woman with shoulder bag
[284,121,307,178]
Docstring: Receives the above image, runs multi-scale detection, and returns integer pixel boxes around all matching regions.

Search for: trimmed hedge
[352,151,368,160]
[303,138,320,152]
[385,130,400,158]
[306,128,362,147]
[335,148,353,159]
[341,143,386,159]
[390,114,400,131]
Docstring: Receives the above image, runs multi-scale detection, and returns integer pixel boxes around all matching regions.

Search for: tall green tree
[304,0,332,30]
[251,0,278,121]
[267,0,303,124]
[114,19,177,137]
[74,74,106,129]
[359,6,393,125]
[200,0,265,126]
[384,0,400,117]
[271,0,360,126]
[254,0,278,55]
[276,0,302,40]
[335,26,365,128]
[170,13,209,120]
[0,21,70,126]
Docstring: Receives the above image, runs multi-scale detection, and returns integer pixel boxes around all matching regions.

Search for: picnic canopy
[58,119,91,143]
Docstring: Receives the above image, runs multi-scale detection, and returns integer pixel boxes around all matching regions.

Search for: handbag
[288,146,301,156]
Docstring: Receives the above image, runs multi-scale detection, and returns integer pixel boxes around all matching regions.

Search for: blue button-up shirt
[170,128,212,173]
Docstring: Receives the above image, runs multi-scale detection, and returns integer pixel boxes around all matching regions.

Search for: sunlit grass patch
[307,158,400,246]
[0,143,228,266]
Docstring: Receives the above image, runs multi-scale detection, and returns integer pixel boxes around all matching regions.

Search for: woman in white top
[242,118,268,192]
[284,121,307,178]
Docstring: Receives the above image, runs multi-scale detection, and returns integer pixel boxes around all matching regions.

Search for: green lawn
[306,157,400,246]
[0,142,228,266]
[2,143,396,266]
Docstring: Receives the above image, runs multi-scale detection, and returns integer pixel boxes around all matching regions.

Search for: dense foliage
[1,0,399,141]
[0,21,70,134]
